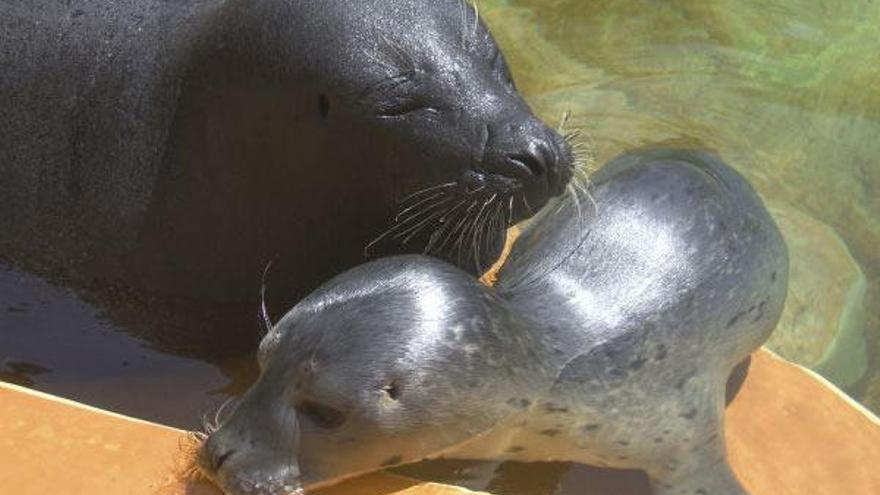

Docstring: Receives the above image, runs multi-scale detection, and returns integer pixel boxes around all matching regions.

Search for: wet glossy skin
[200,256,554,494]
[0,0,572,306]
[497,149,789,494]
[198,149,788,495]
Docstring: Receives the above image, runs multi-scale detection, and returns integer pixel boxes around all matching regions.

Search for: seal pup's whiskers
[198,396,237,444]
[259,259,276,336]
[176,431,210,485]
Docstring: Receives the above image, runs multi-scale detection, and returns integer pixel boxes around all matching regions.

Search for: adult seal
[197,149,788,495]
[0,0,574,304]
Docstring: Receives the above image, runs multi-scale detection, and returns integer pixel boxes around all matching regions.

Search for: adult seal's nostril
[506,140,549,178]
[505,153,543,179]
[484,122,557,184]
[526,135,569,197]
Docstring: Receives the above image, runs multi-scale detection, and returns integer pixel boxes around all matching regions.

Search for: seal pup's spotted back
[496,149,788,494]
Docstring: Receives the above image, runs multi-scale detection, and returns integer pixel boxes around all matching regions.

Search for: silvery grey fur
[199,148,788,495]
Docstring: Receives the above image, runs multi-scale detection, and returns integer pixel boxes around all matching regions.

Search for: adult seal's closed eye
[197,149,788,495]
[0,0,574,305]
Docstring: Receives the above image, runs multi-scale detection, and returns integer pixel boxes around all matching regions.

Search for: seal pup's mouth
[193,398,305,495]
[196,441,304,495]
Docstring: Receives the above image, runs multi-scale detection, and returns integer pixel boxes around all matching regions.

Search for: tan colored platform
[727,350,880,494]
[0,381,483,495]
[2,348,879,495]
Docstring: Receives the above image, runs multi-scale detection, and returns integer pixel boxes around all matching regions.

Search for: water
[0,263,258,427]
[1,1,878,494]
[484,0,880,408]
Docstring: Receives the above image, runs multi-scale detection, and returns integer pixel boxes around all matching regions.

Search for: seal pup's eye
[382,381,401,400]
[296,399,347,429]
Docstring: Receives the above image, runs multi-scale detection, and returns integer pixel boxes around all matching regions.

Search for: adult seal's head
[198,256,552,494]
[0,0,575,303]
[211,0,578,275]
[146,0,577,291]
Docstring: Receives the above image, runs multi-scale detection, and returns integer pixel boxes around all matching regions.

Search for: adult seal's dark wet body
[0,0,573,304]
[198,149,788,495]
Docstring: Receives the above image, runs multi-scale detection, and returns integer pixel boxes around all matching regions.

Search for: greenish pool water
[484,0,880,410]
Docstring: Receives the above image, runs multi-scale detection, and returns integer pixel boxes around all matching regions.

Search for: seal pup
[0,0,574,304]
[198,255,556,494]
[197,149,787,495]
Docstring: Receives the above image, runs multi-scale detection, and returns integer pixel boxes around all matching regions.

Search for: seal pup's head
[197,256,549,494]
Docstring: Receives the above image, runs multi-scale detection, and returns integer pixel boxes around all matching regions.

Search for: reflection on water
[0,262,257,428]
[0,1,878,493]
